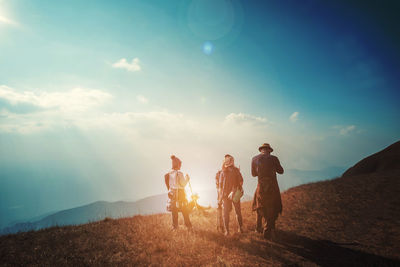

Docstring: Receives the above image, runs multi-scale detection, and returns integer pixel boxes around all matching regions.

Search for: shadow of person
[195,229,295,265]
[196,229,400,266]
[271,230,399,266]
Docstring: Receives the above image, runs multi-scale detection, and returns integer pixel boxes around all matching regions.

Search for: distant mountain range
[0,165,346,235]
[0,190,251,235]
[0,194,167,235]
[278,166,346,191]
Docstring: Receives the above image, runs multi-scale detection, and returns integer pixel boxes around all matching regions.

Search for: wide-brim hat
[259,143,273,152]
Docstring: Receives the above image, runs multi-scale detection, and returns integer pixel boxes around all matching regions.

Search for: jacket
[251,153,284,218]
[218,166,243,199]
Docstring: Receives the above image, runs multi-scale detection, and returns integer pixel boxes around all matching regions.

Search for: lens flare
[202,41,214,55]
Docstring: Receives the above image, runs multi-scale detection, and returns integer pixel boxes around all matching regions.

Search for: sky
[0,0,399,227]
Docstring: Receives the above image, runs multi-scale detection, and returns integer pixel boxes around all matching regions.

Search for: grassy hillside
[1,171,399,266]
[343,141,400,177]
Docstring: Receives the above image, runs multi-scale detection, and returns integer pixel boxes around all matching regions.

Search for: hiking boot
[270,229,276,241]
[255,227,263,234]
[263,228,271,239]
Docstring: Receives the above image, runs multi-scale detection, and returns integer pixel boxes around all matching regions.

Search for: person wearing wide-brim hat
[258,143,274,152]
[251,143,284,240]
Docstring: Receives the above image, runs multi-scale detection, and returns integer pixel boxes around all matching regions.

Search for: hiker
[215,168,224,232]
[219,154,244,235]
[251,143,284,240]
[164,155,192,230]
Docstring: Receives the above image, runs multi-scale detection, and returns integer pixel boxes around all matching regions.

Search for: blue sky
[0,0,399,226]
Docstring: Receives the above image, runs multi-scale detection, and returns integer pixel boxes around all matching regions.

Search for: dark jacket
[251,153,284,219]
[219,166,243,199]
[252,153,283,178]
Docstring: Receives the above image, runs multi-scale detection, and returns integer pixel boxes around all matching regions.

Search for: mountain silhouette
[342,140,400,177]
[0,191,251,235]
[0,195,167,235]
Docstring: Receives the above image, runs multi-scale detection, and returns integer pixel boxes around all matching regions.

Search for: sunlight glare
[0,12,17,26]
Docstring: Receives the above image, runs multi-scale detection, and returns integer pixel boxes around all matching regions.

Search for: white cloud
[0,86,191,136]
[0,87,324,171]
[136,95,148,104]
[224,113,267,126]
[84,111,185,131]
[289,111,299,122]
[0,95,335,178]
[333,125,357,136]
[0,85,112,112]
[112,58,141,72]
[339,125,356,135]
[0,86,113,133]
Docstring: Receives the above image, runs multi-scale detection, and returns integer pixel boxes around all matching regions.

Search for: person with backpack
[218,154,244,235]
[164,155,192,230]
[251,143,284,240]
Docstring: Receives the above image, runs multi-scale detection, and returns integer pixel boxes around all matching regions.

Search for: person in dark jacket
[219,154,244,235]
[251,143,284,239]
[164,155,192,230]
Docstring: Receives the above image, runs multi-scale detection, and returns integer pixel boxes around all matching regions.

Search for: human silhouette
[251,143,284,239]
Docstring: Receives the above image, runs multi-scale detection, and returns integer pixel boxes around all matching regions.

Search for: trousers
[171,206,192,228]
[222,198,243,232]
[217,201,224,230]
[257,208,276,232]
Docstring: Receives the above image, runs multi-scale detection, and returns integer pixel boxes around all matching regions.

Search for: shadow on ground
[197,229,400,266]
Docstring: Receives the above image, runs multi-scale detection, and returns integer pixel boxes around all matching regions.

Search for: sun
[0,6,17,26]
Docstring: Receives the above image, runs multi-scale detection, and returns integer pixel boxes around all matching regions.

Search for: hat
[258,143,273,152]
[171,155,182,170]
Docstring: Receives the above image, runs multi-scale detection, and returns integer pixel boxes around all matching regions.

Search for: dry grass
[1,171,400,266]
